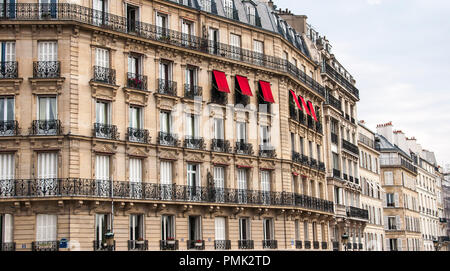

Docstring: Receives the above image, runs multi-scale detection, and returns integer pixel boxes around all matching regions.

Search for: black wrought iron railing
[332,241,339,251]
[211,139,231,153]
[30,120,61,135]
[187,240,205,250]
[325,93,342,112]
[322,63,359,99]
[322,241,328,249]
[92,66,116,85]
[238,240,254,249]
[346,206,369,220]
[127,127,150,144]
[127,240,148,251]
[126,73,147,91]
[333,169,341,178]
[211,89,228,105]
[0,120,19,136]
[0,179,335,213]
[0,3,325,98]
[313,241,320,249]
[184,137,205,150]
[318,162,326,172]
[342,139,359,155]
[295,240,302,249]
[33,61,60,78]
[94,123,119,140]
[158,132,179,146]
[160,239,178,250]
[0,61,18,79]
[292,151,302,164]
[304,241,311,249]
[262,240,277,249]
[93,240,115,251]
[259,145,276,158]
[235,142,253,156]
[0,242,16,251]
[184,84,202,99]
[157,79,177,96]
[32,241,59,251]
[214,240,231,250]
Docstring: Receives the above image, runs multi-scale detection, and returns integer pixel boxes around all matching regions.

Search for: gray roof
[375,134,413,161]
[166,0,311,60]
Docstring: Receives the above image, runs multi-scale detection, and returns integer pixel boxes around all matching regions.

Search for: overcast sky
[274,0,450,167]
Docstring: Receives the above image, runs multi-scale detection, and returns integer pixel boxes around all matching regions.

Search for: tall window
[0,41,15,63]
[214,217,226,241]
[161,215,175,240]
[129,214,144,244]
[128,54,141,76]
[237,168,247,204]
[209,28,219,54]
[92,0,108,26]
[230,33,241,60]
[95,213,110,248]
[260,125,271,148]
[37,152,58,194]
[304,221,309,241]
[94,48,110,83]
[36,214,57,242]
[181,19,194,46]
[214,118,224,140]
[38,41,57,62]
[95,155,110,196]
[263,218,274,240]
[253,40,264,65]
[129,158,142,198]
[160,161,172,199]
[185,66,198,93]
[38,96,57,122]
[239,217,251,240]
[199,0,212,12]
[223,0,234,19]
[129,106,142,130]
[245,3,256,25]
[187,164,201,201]
[159,111,172,135]
[185,114,200,140]
[260,171,271,204]
[0,97,14,135]
[213,166,225,202]
[0,214,13,245]
[126,4,139,33]
[236,122,246,143]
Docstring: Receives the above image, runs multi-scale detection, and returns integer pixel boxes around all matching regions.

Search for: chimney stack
[376,122,393,144]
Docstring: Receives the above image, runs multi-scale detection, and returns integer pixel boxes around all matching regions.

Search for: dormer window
[244,1,259,26]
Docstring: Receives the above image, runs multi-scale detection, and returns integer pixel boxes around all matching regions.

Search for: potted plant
[195,240,203,247]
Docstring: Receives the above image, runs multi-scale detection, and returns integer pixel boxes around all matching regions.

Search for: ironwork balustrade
[235,141,253,155]
[126,127,150,144]
[32,241,59,251]
[187,240,205,250]
[92,66,116,85]
[342,139,359,155]
[0,61,18,78]
[238,240,254,249]
[262,240,277,249]
[93,240,115,251]
[322,242,328,249]
[0,242,16,251]
[127,73,147,90]
[158,132,179,146]
[304,241,311,249]
[157,79,177,96]
[184,84,202,99]
[322,63,359,99]
[346,206,369,220]
[127,240,148,251]
[30,120,61,135]
[160,239,178,250]
[211,139,231,153]
[94,123,119,140]
[33,61,60,78]
[214,240,231,250]
[259,145,276,158]
[295,240,302,249]
[184,137,205,150]
[0,120,19,136]
[313,241,320,249]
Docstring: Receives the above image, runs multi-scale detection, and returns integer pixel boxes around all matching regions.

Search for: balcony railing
[92,66,116,85]
[32,241,59,251]
[304,241,311,249]
[0,242,16,251]
[342,139,359,155]
[318,162,326,172]
[259,145,276,158]
[292,151,302,164]
[0,179,335,213]
[126,73,147,91]
[322,63,359,99]
[126,127,150,144]
[359,133,374,148]
[325,93,342,112]
[380,157,417,174]
[235,142,253,156]
[0,61,18,79]
[94,123,119,140]
[93,240,115,251]
[211,89,228,105]
[211,139,231,153]
[157,79,177,96]
[346,206,369,220]
[0,120,19,136]
[160,239,178,250]
[128,240,148,251]
[310,158,318,169]
[295,240,302,249]
[187,240,205,250]
[0,3,325,98]
[184,137,205,150]
[238,240,254,249]
[322,242,328,250]
[214,240,231,250]
[30,120,61,136]
[262,240,277,249]
[333,169,341,179]
[313,241,320,249]
[33,61,60,78]
[184,84,202,100]
[332,241,339,251]
[158,132,179,146]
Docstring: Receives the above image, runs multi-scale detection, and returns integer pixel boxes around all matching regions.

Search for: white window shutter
[4,214,13,243]
[397,239,403,251]
[385,238,390,251]
[0,153,15,180]
[394,193,399,207]
[384,216,388,230]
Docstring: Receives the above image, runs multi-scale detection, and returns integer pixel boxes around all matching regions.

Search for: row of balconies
[0,3,325,98]
[0,179,335,213]
[289,105,323,134]
[291,152,326,172]
[321,63,359,99]
[346,206,369,220]
[332,169,360,185]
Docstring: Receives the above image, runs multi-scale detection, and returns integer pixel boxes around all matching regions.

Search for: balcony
[211,89,228,105]
[262,240,277,249]
[322,242,328,250]
[292,151,302,164]
[214,240,231,250]
[331,132,338,144]
[316,121,323,134]
[359,133,375,148]
[0,61,18,79]
[160,239,178,251]
[319,162,326,172]
[325,93,342,112]
[32,241,59,251]
[343,173,348,180]
[93,240,115,251]
[92,66,116,85]
[380,157,417,174]
[0,120,19,136]
[259,145,276,158]
[346,206,369,220]
[157,79,177,96]
[439,218,447,223]
[321,63,359,99]
[184,84,203,100]
[158,132,179,146]
[342,139,359,155]
[295,240,302,249]
[33,61,60,78]
[184,137,205,150]
[126,127,150,144]
[310,158,318,169]
[187,240,205,250]
[235,141,253,156]
[126,73,147,91]
[313,241,320,249]
[94,123,119,140]
[333,169,341,178]
[304,241,311,249]
[238,240,254,249]
[30,120,61,136]
[211,139,231,153]
[0,242,16,251]
[127,240,148,251]
[235,92,250,106]
[332,241,339,251]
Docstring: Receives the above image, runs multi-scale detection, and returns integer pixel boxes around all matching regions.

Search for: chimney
[376,122,393,144]
[393,130,409,154]
[406,137,420,154]
[267,0,274,10]
[278,13,308,34]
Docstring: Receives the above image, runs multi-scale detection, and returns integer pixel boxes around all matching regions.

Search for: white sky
[274,0,450,166]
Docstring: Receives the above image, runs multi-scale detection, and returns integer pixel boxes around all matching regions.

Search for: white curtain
[0,153,14,180]
[129,106,141,129]
[38,41,57,62]
[160,161,172,185]
[215,217,226,240]
[95,155,110,181]
[129,158,142,183]
[95,47,109,68]
[36,214,57,242]
[214,118,224,140]
[37,153,57,179]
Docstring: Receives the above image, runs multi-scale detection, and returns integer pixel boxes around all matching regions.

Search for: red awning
[298,95,310,115]
[307,101,318,122]
[289,90,301,109]
[236,75,253,96]
[213,70,230,93]
[292,172,299,176]
[259,81,275,103]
